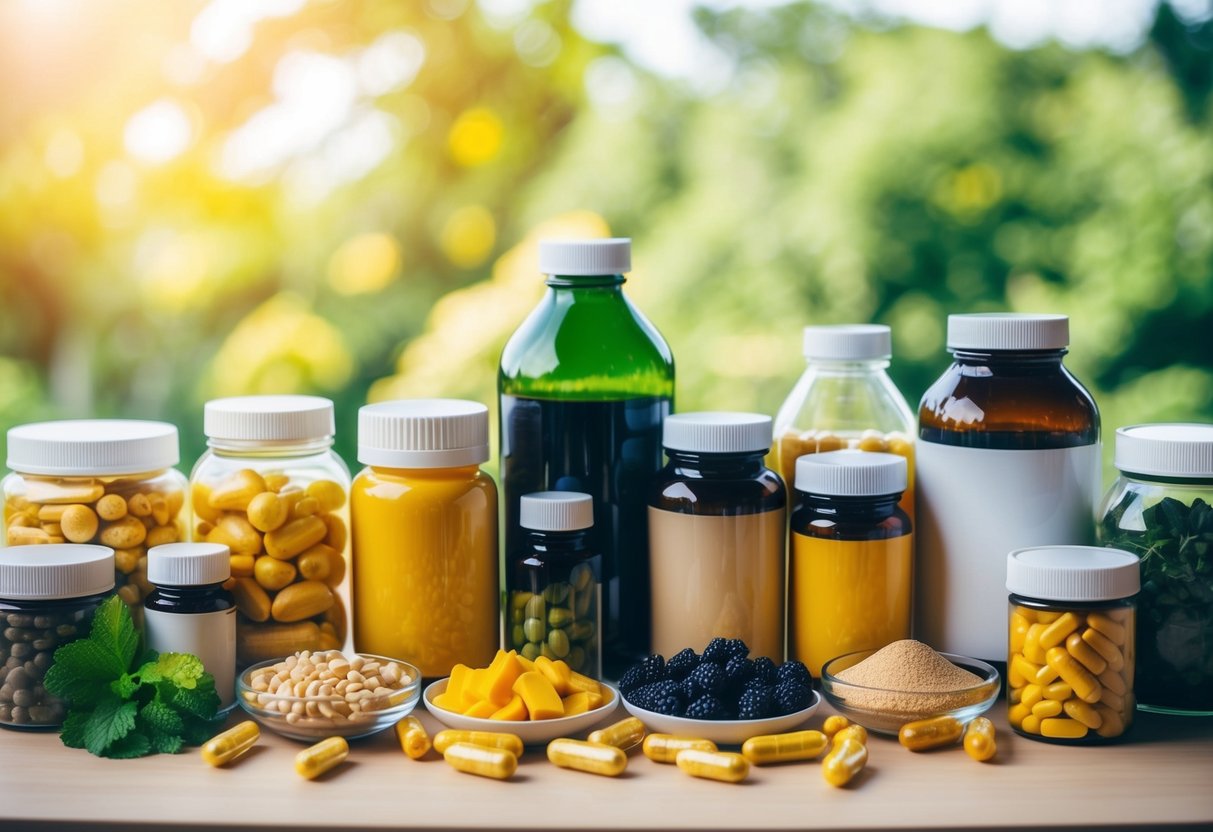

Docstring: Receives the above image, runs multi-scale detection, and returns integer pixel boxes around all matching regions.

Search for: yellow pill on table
[588,717,646,750]
[1030,699,1063,719]
[1045,647,1102,704]
[443,742,518,780]
[547,739,627,777]
[963,717,996,762]
[741,730,827,765]
[200,721,260,767]
[822,738,868,787]
[834,724,868,747]
[1063,699,1103,730]
[1086,612,1126,645]
[1039,611,1082,649]
[821,715,850,740]
[1041,718,1089,740]
[642,734,718,764]
[898,716,962,751]
[295,736,349,780]
[676,749,749,783]
[396,716,430,760]
[432,730,524,757]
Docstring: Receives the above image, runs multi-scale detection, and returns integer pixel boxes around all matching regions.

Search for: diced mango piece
[511,650,537,674]
[567,670,602,696]
[447,664,472,703]
[535,655,572,696]
[463,669,488,708]
[512,671,564,721]
[586,691,604,710]
[490,694,528,721]
[432,692,467,714]
[562,691,590,716]
[464,699,498,719]
[477,650,524,706]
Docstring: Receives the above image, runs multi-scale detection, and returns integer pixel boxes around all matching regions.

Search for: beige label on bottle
[145,607,237,709]
[648,508,786,660]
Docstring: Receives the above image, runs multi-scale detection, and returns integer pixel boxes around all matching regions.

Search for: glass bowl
[821,650,1000,735]
[237,652,421,742]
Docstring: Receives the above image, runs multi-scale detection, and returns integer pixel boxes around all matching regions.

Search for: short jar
[1006,545,1139,744]
[3,420,186,621]
[190,396,350,666]
[0,544,115,728]
[1097,423,1213,715]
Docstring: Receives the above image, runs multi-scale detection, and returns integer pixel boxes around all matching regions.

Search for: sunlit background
[1,0,1211,475]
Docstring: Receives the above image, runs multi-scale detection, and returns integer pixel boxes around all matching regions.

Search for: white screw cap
[1114,423,1213,479]
[1006,545,1140,602]
[0,545,115,600]
[663,412,773,454]
[795,450,907,496]
[538,238,631,276]
[519,492,594,531]
[358,399,489,468]
[7,420,179,476]
[204,396,335,443]
[947,313,1069,351]
[148,543,231,587]
[803,324,892,361]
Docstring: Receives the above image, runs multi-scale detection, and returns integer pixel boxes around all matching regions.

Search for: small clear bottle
[789,450,911,676]
[145,542,237,711]
[1006,545,1139,744]
[0,544,115,728]
[508,492,601,678]
[772,325,915,518]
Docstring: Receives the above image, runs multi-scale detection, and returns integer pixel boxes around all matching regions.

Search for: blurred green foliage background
[0,0,1210,481]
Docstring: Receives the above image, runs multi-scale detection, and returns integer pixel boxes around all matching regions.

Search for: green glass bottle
[500,238,675,670]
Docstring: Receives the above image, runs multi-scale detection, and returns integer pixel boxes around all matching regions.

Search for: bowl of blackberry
[618,638,820,745]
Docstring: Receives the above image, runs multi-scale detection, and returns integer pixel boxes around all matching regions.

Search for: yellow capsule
[821,737,868,787]
[1099,688,1126,713]
[1020,683,1044,709]
[1045,646,1102,704]
[587,717,646,750]
[834,724,868,747]
[898,716,963,751]
[641,734,717,764]
[1033,661,1060,685]
[200,721,260,767]
[395,716,430,760]
[1013,605,1038,622]
[295,736,349,780]
[1030,699,1063,719]
[443,742,518,780]
[1021,714,1042,734]
[1010,654,1042,689]
[1035,610,1061,624]
[963,717,996,762]
[1063,699,1103,730]
[432,730,524,758]
[676,749,749,783]
[1009,612,1031,654]
[1065,631,1107,675]
[1041,718,1089,740]
[1081,627,1124,672]
[1042,682,1073,701]
[1039,611,1081,649]
[1008,702,1031,728]
[1023,623,1047,664]
[1095,705,1127,738]
[1086,612,1126,645]
[1098,667,1127,696]
[741,730,827,765]
[547,739,627,777]
[821,715,850,740]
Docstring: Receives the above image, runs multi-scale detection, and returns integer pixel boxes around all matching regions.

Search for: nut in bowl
[237,650,420,742]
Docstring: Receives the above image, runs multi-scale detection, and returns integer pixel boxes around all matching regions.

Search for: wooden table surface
[1,699,1211,832]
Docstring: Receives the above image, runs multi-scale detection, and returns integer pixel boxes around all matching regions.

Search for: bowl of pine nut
[237,650,421,741]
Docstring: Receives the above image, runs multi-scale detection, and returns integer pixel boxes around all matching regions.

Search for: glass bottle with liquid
[500,238,674,670]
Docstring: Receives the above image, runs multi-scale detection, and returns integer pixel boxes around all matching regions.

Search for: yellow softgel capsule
[821,715,850,740]
[396,716,431,760]
[1042,682,1073,701]
[1063,699,1103,730]
[547,738,627,777]
[295,736,349,780]
[444,742,518,780]
[642,734,717,764]
[1086,612,1126,645]
[1041,718,1089,740]
[675,749,749,783]
[1082,627,1125,672]
[1045,646,1102,704]
[898,716,962,751]
[1065,631,1107,675]
[1039,611,1082,650]
[588,717,646,750]
[833,724,868,747]
[822,738,868,787]
[963,717,996,762]
[432,730,524,757]
[741,730,827,765]
[200,721,260,767]
[1030,699,1063,719]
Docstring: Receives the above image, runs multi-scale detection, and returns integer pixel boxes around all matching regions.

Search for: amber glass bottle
[916,314,1100,661]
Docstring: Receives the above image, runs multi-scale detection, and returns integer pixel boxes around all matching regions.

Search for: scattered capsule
[396,716,430,760]
[642,733,717,764]
[444,742,518,780]
[822,737,868,787]
[547,738,627,777]
[433,729,524,758]
[200,720,260,767]
[675,749,750,783]
[821,715,850,740]
[742,730,827,765]
[588,716,647,750]
[834,724,868,747]
[295,736,349,780]
[899,716,963,751]
[963,717,997,762]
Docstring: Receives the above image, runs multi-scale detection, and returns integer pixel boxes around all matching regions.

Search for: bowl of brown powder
[820,640,1000,735]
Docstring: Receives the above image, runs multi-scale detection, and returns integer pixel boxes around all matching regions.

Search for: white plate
[621,689,821,745]
[423,678,620,746]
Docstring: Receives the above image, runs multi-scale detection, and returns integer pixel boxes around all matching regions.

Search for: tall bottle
[500,238,674,670]
[771,325,915,519]
[916,314,1100,661]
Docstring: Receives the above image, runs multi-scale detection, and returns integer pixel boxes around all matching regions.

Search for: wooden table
[1,701,1211,831]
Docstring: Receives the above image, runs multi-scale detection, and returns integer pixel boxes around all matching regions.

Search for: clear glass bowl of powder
[821,639,1000,735]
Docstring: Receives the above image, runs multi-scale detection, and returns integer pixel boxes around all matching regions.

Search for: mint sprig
[44,596,222,759]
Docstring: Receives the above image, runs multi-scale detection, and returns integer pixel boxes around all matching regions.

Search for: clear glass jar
[1006,546,1139,744]
[772,324,915,518]
[190,396,350,666]
[3,420,186,623]
[508,492,601,678]
[0,544,115,728]
[352,400,499,679]
[1097,423,1213,715]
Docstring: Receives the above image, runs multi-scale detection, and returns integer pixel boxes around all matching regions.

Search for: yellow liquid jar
[352,400,499,679]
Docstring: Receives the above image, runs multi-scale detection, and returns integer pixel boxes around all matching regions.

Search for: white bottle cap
[204,396,335,443]
[0,545,115,600]
[803,324,892,361]
[663,412,773,454]
[148,543,231,587]
[358,399,490,468]
[6,420,180,476]
[795,450,907,496]
[1114,423,1213,478]
[538,238,631,276]
[946,313,1069,351]
[520,491,594,531]
[1007,545,1140,602]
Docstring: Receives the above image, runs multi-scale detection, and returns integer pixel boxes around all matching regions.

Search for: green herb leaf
[169,673,221,719]
[143,726,184,755]
[137,653,205,690]
[140,699,184,737]
[87,596,139,673]
[110,672,140,701]
[179,713,222,746]
[59,710,89,749]
[104,732,152,759]
[83,696,138,756]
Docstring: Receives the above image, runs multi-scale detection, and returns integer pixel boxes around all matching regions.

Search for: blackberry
[724,638,750,661]
[737,686,774,720]
[723,655,754,686]
[752,656,778,686]
[665,648,699,681]
[702,637,731,664]
[773,681,813,715]
[776,659,813,688]
[742,678,773,697]
[679,676,704,702]
[617,664,647,694]
[686,662,726,695]
[631,680,679,711]
[685,695,726,720]
[638,654,666,685]
[651,689,686,717]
